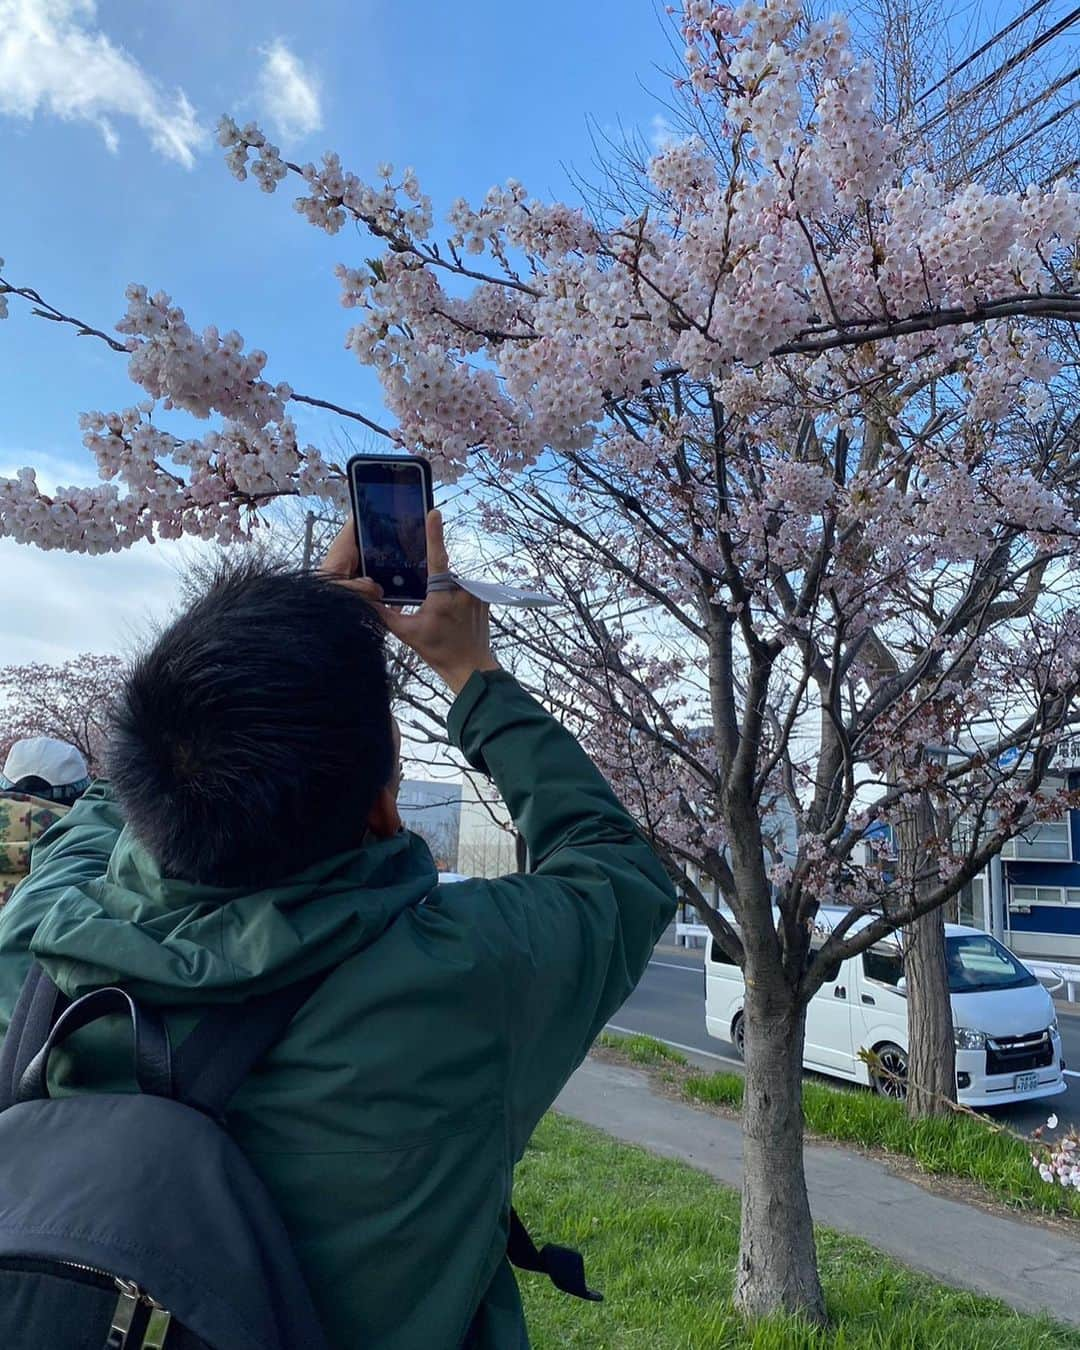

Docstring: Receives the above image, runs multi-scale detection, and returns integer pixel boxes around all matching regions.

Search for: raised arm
[324,511,676,1152]
[445,670,675,1151]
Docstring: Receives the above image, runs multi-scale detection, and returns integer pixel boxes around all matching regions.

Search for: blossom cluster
[1033,1115,1080,1192]
[2,0,1079,569]
[0,284,342,552]
[208,4,1080,495]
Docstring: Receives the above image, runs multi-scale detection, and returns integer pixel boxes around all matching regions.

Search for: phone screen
[349,458,432,604]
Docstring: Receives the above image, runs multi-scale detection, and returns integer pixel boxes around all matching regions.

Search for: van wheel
[872,1042,908,1100]
[732,1013,746,1060]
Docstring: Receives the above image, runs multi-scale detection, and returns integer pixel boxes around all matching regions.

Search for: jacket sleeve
[444,670,676,1155]
[0,782,124,1039]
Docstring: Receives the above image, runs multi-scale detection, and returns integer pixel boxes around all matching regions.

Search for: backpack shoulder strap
[172,967,333,1120]
[506,1207,603,1302]
[0,961,70,1112]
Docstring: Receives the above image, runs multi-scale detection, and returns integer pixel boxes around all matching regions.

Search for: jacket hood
[29,822,438,1004]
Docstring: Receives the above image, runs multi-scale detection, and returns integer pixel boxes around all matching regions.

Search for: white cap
[1,737,90,790]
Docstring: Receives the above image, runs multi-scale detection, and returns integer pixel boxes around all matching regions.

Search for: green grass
[517,1113,1079,1347]
[600,1033,1080,1222]
[597,1031,688,1068]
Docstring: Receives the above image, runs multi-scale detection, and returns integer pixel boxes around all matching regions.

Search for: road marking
[648,959,703,973]
[605,1023,744,1067]
[1064,1070,1080,1079]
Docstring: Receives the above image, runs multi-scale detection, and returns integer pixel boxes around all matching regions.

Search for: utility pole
[301,511,316,572]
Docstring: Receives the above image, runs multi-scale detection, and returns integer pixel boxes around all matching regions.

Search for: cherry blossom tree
[0,654,124,776]
[2,0,1080,1323]
[827,0,1080,1122]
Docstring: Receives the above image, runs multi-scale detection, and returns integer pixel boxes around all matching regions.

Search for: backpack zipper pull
[105,1279,141,1349]
[140,1301,173,1350]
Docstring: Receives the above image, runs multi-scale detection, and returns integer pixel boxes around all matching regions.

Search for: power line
[968,95,1080,179]
[914,0,1058,106]
[919,6,1080,137]
[948,61,1080,170]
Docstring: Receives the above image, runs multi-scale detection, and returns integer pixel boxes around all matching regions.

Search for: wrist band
[426,572,463,593]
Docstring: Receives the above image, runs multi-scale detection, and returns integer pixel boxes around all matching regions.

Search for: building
[455,773,519,878]
[397,779,462,873]
[974,736,1080,962]
[856,738,1080,962]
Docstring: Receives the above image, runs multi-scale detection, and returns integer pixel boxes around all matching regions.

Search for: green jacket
[0,671,675,1349]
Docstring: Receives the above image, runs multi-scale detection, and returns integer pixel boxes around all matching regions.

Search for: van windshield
[862,933,1037,994]
[946,934,1037,993]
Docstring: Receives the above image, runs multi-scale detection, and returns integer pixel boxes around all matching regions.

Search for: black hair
[108,557,394,888]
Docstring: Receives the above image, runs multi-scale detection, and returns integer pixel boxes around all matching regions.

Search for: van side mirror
[895,976,907,995]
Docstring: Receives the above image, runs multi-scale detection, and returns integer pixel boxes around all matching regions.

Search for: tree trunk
[904,906,956,1118]
[891,771,957,1121]
[735,974,826,1323]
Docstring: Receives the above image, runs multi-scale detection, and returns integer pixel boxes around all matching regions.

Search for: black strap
[3,966,598,1304]
[172,968,332,1119]
[0,962,70,1111]
[506,1208,602,1302]
[16,986,172,1104]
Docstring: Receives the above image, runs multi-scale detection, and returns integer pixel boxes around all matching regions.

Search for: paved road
[609,950,1080,1133]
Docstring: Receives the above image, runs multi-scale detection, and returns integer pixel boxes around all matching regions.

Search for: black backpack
[0,963,600,1350]
[0,962,332,1350]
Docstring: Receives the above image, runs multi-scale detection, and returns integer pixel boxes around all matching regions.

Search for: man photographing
[0,510,675,1348]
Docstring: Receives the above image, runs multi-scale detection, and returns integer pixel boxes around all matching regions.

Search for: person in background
[0,737,92,906]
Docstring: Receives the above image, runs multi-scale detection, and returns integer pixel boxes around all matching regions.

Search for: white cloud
[0,449,209,664]
[649,113,678,152]
[256,39,322,141]
[0,0,204,166]
[0,536,192,665]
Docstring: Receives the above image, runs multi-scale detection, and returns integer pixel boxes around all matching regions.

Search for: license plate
[1014,1072,1039,1092]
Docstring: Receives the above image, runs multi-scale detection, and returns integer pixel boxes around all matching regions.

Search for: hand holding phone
[346,454,434,605]
[323,509,499,695]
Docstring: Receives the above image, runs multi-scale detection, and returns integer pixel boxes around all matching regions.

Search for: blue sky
[0,0,670,661]
[3,1,1071,664]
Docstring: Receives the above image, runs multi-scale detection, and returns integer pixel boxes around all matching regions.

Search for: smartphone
[346,454,435,605]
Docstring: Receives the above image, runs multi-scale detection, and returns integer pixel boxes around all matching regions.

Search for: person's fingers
[426,509,450,576]
[335,577,384,606]
[321,516,359,578]
[350,576,385,601]
[337,578,413,637]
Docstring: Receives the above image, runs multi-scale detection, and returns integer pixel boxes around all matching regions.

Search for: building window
[958,876,985,928]
[1009,884,1080,911]
[1001,779,1072,861]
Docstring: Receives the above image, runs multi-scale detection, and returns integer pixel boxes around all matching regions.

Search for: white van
[705,907,1066,1106]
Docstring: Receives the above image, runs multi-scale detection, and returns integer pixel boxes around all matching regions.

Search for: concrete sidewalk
[555,1057,1080,1328]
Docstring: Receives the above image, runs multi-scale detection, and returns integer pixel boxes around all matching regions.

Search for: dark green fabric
[0,670,675,1349]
